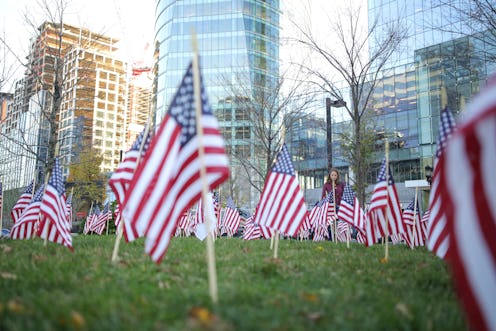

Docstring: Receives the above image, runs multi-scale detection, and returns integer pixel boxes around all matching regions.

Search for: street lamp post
[325,98,346,170]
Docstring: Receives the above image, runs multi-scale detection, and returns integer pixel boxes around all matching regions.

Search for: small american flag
[177,209,191,230]
[123,60,229,263]
[437,76,496,331]
[91,201,111,235]
[65,191,73,225]
[109,127,152,241]
[426,107,457,259]
[309,194,334,240]
[10,185,45,240]
[39,158,72,250]
[402,198,426,248]
[84,205,99,235]
[221,197,241,237]
[365,159,404,246]
[114,204,121,227]
[253,144,308,237]
[337,184,365,234]
[242,220,261,240]
[11,181,34,223]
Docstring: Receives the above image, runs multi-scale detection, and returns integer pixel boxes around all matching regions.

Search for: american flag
[402,198,426,248]
[221,197,240,237]
[84,205,99,234]
[213,191,220,223]
[437,76,496,331]
[253,143,308,237]
[426,107,456,259]
[109,127,152,241]
[177,209,191,230]
[11,181,34,223]
[91,201,111,235]
[336,220,349,242]
[308,193,334,241]
[10,185,45,240]
[65,191,73,225]
[337,184,365,234]
[114,204,121,227]
[365,160,404,246]
[123,60,229,263]
[298,214,312,240]
[421,209,430,224]
[242,220,261,240]
[38,158,72,250]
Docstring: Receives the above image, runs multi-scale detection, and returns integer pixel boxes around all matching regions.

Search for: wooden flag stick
[273,230,280,259]
[41,172,51,246]
[86,201,94,235]
[192,32,218,304]
[412,187,419,249]
[332,182,337,243]
[346,224,350,248]
[384,138,390,262]
[111,123,151,263]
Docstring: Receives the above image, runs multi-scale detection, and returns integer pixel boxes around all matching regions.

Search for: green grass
[0,236,467,331]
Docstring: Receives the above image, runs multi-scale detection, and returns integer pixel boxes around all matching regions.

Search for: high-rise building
[0,22,129,189]
[58,44,128,175]
[154,0,280,208]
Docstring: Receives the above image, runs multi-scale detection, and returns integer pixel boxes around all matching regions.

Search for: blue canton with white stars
[23,181,34,195]
[131,127,152,153]
[405,198,419,212]
[325,191,334,204]
[32,185,45,202]
[377,159,395,185]
[167,61,213,147]
[272,144,295,176]
[341,185,355,205]
[49,158,66,196]
[436,107,456,159]
[226,196,236,210]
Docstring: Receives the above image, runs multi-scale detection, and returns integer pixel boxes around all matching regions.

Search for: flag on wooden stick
[337,184,365,234]
[39,158,73,250]
[123,60,229,263]
[427,107,457,259]
[221,197,241,237]
[253,143,308,237]
[365,160,404,246]
[402,198,426,248]
[109,127,151,241]
[438,76,496,331]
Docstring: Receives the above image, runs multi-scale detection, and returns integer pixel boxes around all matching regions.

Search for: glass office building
[365,0,496,182]
[291,1,496,201]
[154,0,280,208]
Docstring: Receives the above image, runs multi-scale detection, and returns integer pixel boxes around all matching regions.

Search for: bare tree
[219,68,317,207]
[287,1,407,204]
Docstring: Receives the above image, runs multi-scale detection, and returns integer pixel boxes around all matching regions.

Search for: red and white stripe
[438,76,496,331]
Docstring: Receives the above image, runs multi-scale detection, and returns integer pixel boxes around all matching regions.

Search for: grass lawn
[0,235,467,331]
